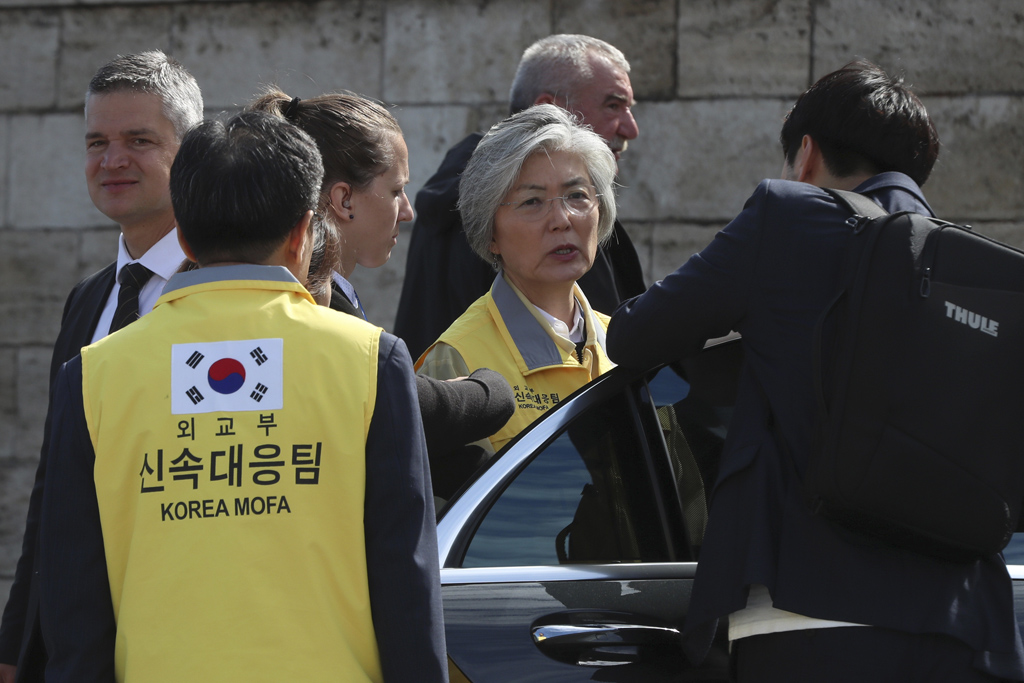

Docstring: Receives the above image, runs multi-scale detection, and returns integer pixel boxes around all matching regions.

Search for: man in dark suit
[393,34,647,360]
[607,61,1024,681]
[0,51,202,682]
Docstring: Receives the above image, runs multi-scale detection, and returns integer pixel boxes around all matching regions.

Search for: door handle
[531,611,682,667]
[533,622,679,646]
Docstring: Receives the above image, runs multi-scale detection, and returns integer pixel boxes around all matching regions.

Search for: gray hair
[459,104,617,265]
[509,35,630,114]
[86,50,203,141]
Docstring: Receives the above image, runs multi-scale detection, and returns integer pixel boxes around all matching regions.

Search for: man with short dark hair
[394,34,646,359]
[607,61,1024,681]
[0,50,202,683]
[37,111,447,682]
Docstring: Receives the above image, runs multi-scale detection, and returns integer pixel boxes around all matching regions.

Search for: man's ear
[794,134,823,184]
[176,226,198,263]
[533,93,556,106]
[287,210,315,263]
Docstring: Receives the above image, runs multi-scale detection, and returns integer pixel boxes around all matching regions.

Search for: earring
[349,214,355,219]
[491,252,500,270]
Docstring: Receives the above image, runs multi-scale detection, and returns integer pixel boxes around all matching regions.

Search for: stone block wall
[1,0,1022,599]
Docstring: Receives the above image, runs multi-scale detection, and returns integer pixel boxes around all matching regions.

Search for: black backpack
[806,189,1024,561]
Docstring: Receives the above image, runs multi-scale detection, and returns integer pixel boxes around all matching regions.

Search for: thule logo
[945,301,999,337]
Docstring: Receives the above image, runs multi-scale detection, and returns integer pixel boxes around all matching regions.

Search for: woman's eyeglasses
[499,186,601,220]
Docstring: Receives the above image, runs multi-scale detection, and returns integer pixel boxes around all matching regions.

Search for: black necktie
[109,262,154,333]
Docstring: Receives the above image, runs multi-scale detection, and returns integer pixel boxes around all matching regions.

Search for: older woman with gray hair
[416,104,618,453]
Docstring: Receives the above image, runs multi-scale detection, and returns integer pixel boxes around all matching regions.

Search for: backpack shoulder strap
[824,188,889,221]
[811,187,890,432]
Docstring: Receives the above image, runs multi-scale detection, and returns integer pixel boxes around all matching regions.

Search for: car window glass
[1006,533,1024,565]
[461,390,670,568]
[645,359,736,559]
[647,367,708,553]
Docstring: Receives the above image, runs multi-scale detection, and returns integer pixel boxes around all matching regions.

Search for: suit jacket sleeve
[364,333,448,683]
[416,369,515,499]
[38,356,117,683]
[606,181,768,369]
[415,369,514,456]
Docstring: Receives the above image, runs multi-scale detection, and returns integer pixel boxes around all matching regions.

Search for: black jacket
[607,174,1024,679]
[0,263,116,681]
[393,132,647,360]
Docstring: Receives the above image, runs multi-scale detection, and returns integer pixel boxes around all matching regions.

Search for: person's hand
[0,662,17,683]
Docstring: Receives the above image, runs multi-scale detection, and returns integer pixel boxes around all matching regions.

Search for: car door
[436,340,741,682]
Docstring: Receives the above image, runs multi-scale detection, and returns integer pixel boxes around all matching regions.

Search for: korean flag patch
[171,339,283,415]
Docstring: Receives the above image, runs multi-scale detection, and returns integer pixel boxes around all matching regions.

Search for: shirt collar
[115,229,187,283]
[534,299,586,344]
[331,271,359,304]
[331,271,367,320]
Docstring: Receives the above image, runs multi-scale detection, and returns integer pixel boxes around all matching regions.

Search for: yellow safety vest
[81,265,384,683]
[418,275,613,451]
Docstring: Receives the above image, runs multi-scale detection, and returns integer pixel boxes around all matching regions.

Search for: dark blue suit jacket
[607,173,1024,680]
[0,262,116,680]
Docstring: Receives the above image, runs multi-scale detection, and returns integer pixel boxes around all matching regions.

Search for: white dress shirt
[534,299,585,345]
[91,229,188,343]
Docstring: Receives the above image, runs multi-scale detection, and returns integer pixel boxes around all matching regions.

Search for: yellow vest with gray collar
[418,274,613,451]
[80,265,384,683]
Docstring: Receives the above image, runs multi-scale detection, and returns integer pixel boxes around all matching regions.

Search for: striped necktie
[109,262,154,333]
